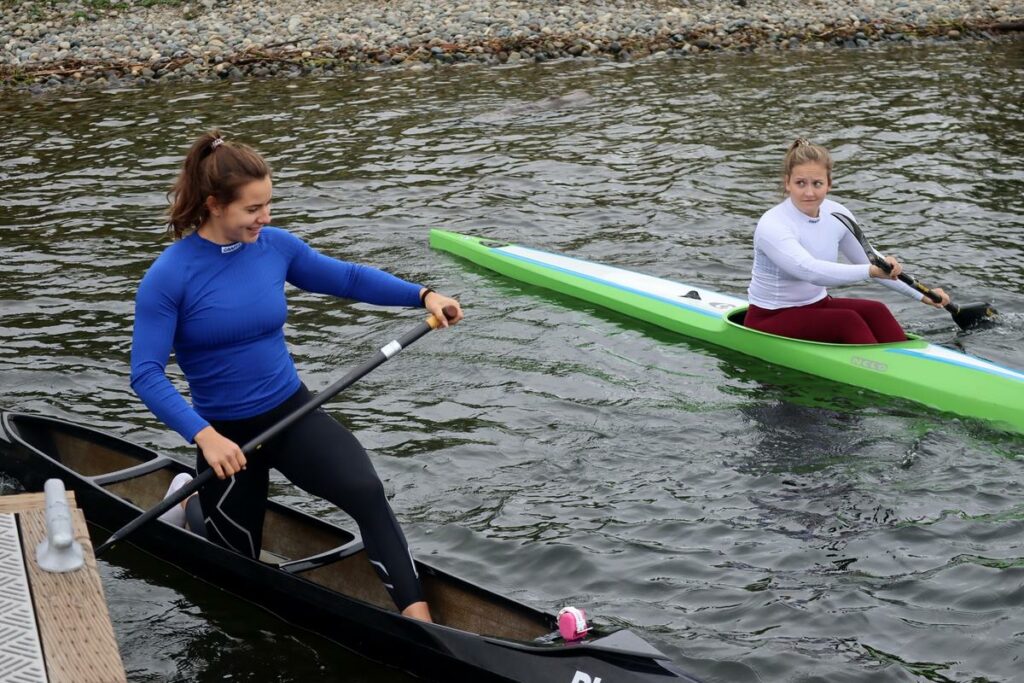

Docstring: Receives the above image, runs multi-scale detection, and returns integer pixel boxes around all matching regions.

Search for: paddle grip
[427,305,459,329]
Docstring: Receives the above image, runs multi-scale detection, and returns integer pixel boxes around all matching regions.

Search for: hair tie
[211,137,225,150]
[795,137,810,147]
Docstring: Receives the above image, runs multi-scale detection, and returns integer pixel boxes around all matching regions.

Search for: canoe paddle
[95,305,457,558]
[831,212,997,331]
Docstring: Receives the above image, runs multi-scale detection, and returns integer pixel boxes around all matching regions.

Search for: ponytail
[166,130,271,239]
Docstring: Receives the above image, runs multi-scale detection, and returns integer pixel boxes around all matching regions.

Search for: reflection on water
[103,545,415,683]
[737,401,867,474]
[1,41,1023,682]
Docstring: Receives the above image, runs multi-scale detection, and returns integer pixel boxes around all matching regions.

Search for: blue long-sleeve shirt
[130,227,423,443]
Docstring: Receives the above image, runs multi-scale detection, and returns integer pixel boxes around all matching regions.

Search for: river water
[1,40,1023,683]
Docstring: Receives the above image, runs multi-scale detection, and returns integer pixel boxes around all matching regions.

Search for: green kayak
[429,229,1024,435]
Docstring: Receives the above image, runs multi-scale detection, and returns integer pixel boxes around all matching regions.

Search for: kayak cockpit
[723,305,925,345]
[726,307,747,326]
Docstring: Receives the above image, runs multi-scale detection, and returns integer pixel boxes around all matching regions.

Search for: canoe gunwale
[481,634,674,662]
[92,456,176,486]
[277,537,365,574]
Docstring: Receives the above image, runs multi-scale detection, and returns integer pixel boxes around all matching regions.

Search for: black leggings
[195,384,424,611]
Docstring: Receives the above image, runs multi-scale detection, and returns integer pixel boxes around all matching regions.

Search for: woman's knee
[304,467,387,511]
[858,299,891,317]
[345,474,387,508]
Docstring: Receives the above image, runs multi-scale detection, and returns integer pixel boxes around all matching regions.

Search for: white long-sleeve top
[747,197,923,309]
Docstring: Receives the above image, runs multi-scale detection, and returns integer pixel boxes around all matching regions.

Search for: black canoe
[0,410,703,683]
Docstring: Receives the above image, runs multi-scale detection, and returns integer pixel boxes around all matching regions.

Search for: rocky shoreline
[2,0,1022,92]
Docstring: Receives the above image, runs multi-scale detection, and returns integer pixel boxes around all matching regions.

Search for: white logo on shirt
[221,243,242,254]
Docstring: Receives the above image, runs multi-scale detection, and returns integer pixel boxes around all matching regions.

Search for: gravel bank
[1,0,1022,91]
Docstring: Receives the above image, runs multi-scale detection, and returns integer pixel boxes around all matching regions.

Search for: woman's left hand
[922,287,951,308]
[882,255,903,279]
[423,290,464,328]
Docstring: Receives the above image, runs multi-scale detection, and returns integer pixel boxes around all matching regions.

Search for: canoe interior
[8,414,553,641]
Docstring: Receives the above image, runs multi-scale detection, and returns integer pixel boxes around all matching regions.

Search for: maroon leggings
[745,297,907,344]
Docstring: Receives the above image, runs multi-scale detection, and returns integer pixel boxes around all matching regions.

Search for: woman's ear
[204,195,220,218]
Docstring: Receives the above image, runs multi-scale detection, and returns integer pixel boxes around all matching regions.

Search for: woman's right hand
[422,289,464,328]
[194,426,246,479]
[869,256,902,280]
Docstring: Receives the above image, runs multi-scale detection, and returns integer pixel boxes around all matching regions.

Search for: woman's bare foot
[401,601,432,622]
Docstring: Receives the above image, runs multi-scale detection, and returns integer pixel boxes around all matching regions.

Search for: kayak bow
[429,229,1024,434]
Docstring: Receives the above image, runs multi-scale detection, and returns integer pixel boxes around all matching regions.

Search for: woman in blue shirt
[131,130,462,622]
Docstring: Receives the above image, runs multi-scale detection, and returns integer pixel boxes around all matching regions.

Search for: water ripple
[1,41,1023,683]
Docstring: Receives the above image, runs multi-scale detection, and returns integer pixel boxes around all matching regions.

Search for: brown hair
[166,130,271,239]
[781,137,833,194]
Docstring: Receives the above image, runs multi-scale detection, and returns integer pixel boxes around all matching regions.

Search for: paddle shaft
[95,307,455,558]
[829,211,999,329]
[867,253,961,314]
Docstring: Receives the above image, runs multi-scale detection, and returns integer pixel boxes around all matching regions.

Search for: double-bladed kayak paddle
[832,212,997,331]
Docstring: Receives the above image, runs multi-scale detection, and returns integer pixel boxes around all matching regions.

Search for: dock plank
[1,492,126,683]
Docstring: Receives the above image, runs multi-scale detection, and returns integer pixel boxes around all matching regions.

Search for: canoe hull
[429,230,1024,434]
[0,411,701,683]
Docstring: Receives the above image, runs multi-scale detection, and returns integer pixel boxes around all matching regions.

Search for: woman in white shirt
[745,138,949,344]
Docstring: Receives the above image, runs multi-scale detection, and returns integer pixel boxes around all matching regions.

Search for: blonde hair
[166,130,271,239]
[782,138,833,194]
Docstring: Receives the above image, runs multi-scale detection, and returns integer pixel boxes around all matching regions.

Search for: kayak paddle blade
[952,302,999,330]
[832,211,999,332]
[832,212,875,255]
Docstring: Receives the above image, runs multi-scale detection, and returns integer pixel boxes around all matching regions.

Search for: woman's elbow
[129,364,160,395]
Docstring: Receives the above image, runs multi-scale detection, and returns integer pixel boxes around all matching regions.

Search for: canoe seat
[274,538,365,574]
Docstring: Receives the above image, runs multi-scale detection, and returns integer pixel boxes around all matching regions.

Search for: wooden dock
[0,491,126,683]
